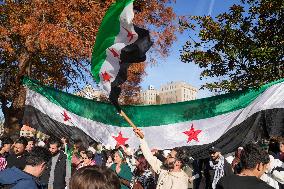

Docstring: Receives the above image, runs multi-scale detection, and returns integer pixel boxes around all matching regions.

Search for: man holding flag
[134,128,190,189]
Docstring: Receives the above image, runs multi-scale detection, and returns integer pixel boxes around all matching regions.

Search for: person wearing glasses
[134,128,190,189]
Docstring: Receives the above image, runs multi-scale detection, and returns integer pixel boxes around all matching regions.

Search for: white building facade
[140,82,198,105]
[140,85,159,105]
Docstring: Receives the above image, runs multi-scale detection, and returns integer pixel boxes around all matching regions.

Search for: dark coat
[0,166,42,189]
[6,152,27,170]
[40,151,69,189]
[205,158,233,189]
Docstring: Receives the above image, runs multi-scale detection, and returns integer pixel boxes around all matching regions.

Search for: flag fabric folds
[23,78,284,158]
[91,0,152,111]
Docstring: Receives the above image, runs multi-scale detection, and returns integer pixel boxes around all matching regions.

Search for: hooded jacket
[0,166,41,189]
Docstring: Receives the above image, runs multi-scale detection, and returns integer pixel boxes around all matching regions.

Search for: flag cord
[120,110,144,139]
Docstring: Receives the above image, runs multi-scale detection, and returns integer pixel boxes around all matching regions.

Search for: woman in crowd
[76,151,95,170]
[70,166,120,189]
[106,150,114,167]
[132,153,156,189]
[276,139,284,162]
[110,148,132,189]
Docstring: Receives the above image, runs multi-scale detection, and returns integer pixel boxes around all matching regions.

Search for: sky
[141,0,242,98]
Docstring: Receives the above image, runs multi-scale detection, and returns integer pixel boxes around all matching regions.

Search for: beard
[163,161,175,170]
[211,155,221,162]
[51,151,59,157]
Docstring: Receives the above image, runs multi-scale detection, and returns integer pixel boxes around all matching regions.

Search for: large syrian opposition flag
[23,78,284,158]
[91,0,152,111]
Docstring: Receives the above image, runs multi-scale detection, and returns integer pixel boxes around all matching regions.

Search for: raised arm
[134,128,163,174]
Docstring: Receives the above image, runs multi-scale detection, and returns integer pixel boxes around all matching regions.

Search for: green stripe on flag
[91,0,134,82]
[23,77,284,127]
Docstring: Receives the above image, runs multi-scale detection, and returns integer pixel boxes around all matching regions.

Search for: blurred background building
[140,81,198,105]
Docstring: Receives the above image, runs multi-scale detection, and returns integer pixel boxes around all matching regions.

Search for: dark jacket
[6,152,27,170]
[0,166,42,189]
[40,151,70,189]
[275,152,284,162]
[216,174,274,189]
[94,153,103,166]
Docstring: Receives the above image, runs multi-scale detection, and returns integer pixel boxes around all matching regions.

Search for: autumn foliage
[0,0,177,132]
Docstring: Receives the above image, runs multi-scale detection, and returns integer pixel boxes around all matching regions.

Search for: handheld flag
[91,0,152,111]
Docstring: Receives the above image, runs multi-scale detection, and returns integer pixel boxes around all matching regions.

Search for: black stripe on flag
[23,105,94,146]
[181,108,284,159]
[110,25,153,112]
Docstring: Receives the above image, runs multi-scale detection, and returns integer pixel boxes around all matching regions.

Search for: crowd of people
[0,128,283,189]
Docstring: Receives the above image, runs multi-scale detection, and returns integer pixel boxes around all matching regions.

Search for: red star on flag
[183,124,202,143]
[101,71,112,82]
[122,26,136,42]
[108,48,120,58]
[112,131,129,146]
[62,111,71,122]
